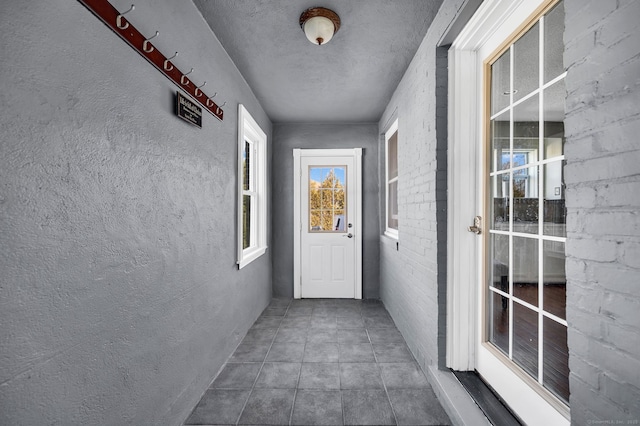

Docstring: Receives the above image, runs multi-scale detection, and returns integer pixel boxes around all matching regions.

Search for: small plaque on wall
[176,92,202,128]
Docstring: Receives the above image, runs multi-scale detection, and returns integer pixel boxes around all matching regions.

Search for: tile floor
[184,298,451,426]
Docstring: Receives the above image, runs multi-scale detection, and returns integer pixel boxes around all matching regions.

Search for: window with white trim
[237,104,267,269]
[385,119,399,238]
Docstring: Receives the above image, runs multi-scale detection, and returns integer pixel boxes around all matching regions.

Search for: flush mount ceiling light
[299,7,341,45]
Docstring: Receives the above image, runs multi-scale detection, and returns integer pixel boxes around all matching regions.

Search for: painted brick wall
[564,0,640,423]
[377,0,463,372]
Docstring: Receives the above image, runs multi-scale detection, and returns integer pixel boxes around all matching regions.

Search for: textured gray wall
[379,0,640,422]
[271,123,380,299]
[376,0,464,373]
[0,1,272,424]
[564,0,640,423]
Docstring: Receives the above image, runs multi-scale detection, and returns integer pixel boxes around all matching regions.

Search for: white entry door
[293,149,362,299]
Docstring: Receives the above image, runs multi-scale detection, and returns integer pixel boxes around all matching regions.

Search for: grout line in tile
[288,388,298,426]
[289,341,305,426]
[233,301,290,426]
[369,310,400,426]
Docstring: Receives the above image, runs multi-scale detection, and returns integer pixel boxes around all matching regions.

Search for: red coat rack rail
[78,0,224,121]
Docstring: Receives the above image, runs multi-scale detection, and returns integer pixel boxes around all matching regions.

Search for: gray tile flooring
[184,298,451,425]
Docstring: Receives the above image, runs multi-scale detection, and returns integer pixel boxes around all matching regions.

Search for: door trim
[447,0,536,375]
[293,148,363,299]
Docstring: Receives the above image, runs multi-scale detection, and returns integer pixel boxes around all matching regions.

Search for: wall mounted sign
[177,92,202,128]
[78,0,224,121]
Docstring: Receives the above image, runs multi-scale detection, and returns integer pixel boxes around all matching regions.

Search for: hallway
[184,299,450,425]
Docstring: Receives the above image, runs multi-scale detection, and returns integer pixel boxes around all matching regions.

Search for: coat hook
[143,31,159,53]
[116,4,135,30]
[206,98,214,108]
[195,81,206,97]
[181,68,193,86]
[164,52,178,71]
[219,101,227,107]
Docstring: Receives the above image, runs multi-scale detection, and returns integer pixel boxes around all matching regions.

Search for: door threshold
[453,371,522,426]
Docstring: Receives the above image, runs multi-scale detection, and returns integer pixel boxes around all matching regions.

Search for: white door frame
[446,0,569,424]
[293,148,363,299]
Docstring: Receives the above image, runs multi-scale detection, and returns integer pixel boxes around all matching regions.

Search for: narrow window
[385,119,399,238]
[237,104,267,268]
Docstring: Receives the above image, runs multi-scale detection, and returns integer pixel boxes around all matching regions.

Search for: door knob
[468,216,482,235]
[343,233,353,238]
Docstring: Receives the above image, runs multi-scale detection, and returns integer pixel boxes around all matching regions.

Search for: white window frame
[384,119,399,239]
[237,104,267,269]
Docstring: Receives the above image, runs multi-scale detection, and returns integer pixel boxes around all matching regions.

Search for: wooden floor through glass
[490,284,569,404]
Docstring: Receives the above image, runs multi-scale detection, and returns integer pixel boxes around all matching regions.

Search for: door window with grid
[308,166,347,232]
[486,0,568,405]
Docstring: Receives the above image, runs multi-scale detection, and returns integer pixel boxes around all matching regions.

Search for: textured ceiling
[192,0,444,123]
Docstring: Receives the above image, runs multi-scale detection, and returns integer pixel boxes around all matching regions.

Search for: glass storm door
[294,149,362,299]
[480,0,569,420]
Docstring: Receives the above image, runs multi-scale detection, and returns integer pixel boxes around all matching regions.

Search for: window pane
[334,210,345,231]
[490,233,510,294]
[242,195,251,249]
[513,166,539,234]
[543,240,566,320]
[320,168,333,188]
[333,167,346,188]
[543,317,569,404]
[388,180,398,230]
[544,135,564,159]
[513,22,539,102]
[513,237,538,307]
[309,167,323,188]
[490,174,509,230]
[489,289,510,356]
[335,188,345,209]
[543,161,566,237]
[513,303,538,378]
[388,131,398,180]
[491,112,510,172]
[320,211,333,231]
[543,80,565,141]
[491,50,511,115]
[243,141,251,191]
[321,189,333,209]
[490,233,510,291]
[544,79,566,237]
[310,185,321,209]
[513,94,539,163]
[310,211,321,231]
[544,3,565,83]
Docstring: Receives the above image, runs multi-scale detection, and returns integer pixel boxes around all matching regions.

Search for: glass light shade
[303,16,335,45]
